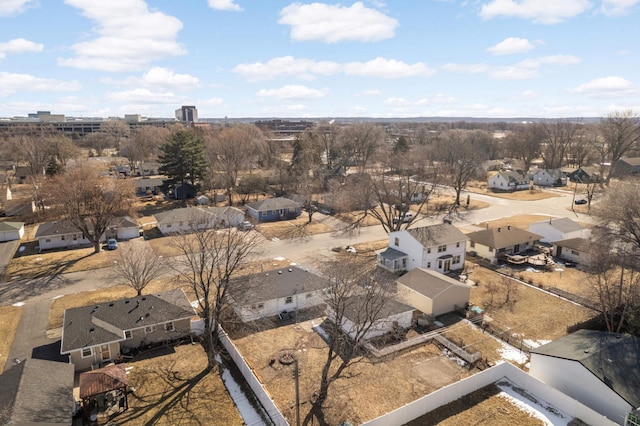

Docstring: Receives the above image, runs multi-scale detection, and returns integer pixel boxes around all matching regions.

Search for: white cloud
[0,72,82,96]
[0,0,35,16]
[517,54,581,67]
[359,89,382,96]
[444,55,579,80]
[441,63,490,73]
[385,94,456,107]
[487,37,535,55]
[0,38,43,59]
[343,58,435,78]
[257,85,328,100]
[105,88,185,104]
[107,67,200,90]
[479,0,592,24]
[233,56,341,81]
[600,0,639,15]
[278,2,398,43]
[58,0,185,72]
[571,76,640,98]
[208,0,243,11]
[385,97,409,106]
[260,104,307,114]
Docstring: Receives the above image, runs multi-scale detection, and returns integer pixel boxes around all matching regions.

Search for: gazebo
[79,364,129,415]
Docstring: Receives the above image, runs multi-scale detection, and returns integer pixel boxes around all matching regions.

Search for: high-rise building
[175,105,198,123]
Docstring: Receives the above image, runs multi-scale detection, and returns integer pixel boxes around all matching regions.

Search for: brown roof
[405,223,468,247]
[79,364,128,399]
[396,268,470,299]
[467,226,542,249]
[553,237,593,252]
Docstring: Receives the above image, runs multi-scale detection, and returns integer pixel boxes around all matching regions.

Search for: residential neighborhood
[1,112,639,426]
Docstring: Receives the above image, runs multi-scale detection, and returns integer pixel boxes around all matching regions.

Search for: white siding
[0,227,23,242]
[116,226,139,240]
[390,230,467,273]
[235,290,325,322]
[38,233,92,251]
[488,175,508,190]
[468,242,497,263]
[528,222,589,243]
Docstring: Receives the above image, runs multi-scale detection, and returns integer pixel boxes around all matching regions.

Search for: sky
[0,0,639,119]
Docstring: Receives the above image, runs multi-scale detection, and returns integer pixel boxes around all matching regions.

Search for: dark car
[574,199,587,205]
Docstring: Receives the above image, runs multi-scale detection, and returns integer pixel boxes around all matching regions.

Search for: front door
[101,344,111,362]
[443,259,451,272]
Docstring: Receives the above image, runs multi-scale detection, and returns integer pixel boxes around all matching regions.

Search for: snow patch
[524,339,551,348]
[273,256,285,260]
[217,356,266,426]
[12,301,25,307]
[496,379,571,426]
[313,325,330,342]
[497,341,528,365]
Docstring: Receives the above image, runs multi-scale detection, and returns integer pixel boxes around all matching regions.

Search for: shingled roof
[396,268,471,298]
[467,226,542,249]
[246,197,301,211]
[405,223,468,247]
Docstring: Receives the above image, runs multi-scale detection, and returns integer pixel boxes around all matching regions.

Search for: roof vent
[89,327,95,332]
[507,225,511,230]
[141,297,146,301]
[109,303,114,307]
[497,227,501,232]
[288,268,293,272]
[278,270,282,274]
[584,350,589,353]
[139,316,144,321]
[125,300,130,304]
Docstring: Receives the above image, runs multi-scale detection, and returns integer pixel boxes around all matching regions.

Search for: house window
[438,260,443,269]
[285,296,293,304]
[124,330,132,339]
[488,247,494,252]
[427,248,431,254]
[427,262,431,268]
[402,258,407,267]
[571,250,580,256]
[453,255,461,264]
[257,303,264,309]
[261,211,267,217]
[166,224,172,228]
[45,238,51,242]
[165,322,174,332]
[394,237,399,246]
[306,293,313,298]
[82,347,92,358]
[470,241,475,248]
[73,234,77,241]
[145,325,154,333]
[61,235,65,241]
[456,242,460,248]
[438,245,446,253]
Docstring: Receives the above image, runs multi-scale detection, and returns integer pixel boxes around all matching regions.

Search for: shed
[79,364,129,411]
[196,195,209,205]
[395,268,471,317]
[0,221,24,242]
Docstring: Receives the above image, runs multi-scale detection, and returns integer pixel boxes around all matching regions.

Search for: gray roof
[404,223,468,247]
[154,206,243,225]
[497,171,529,183]
[619,156,640,166]
[228,266,330,305]
[531,217,586,233]
[0,221,24,231]
[342,294,414,322]
[109,216,138,229]
[246,197,301,211]
[467,226,542,249]
[396,268,471,298]
[134,177,165,188]
[35,219,93,238]
[553,237,592,252]
[531,330,640,408]
[0,358,75,425]
[377,247,408,261]
[61,288,195,353]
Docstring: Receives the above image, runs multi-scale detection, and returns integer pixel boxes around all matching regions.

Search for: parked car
[574,199,587,205]
[392,212,414,224]
[107,238,118,250]
[237,221,254,231]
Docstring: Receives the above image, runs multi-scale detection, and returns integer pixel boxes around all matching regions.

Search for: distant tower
[175,105,198,123]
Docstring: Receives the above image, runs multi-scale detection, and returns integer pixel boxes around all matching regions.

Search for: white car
[392,212,414,224]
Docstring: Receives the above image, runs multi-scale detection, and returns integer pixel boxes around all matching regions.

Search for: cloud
[385,94,456,106]
[278,2,398,43]
[105,88,185,104]
[58,0,185,72]
[359,89,382,96]
[444,55,579,80]
[257,85,328,100]
[343,57,435,78]
[208,0,243,11]
[233,56,341,81]
[479,0,592,24]
[0,38,43,59]
[106,67,200,90]
[0,0,35,16]
[487,37,535,55]
[441,63,491,74]
[571,76,640,98]
[600,0,639,15]
[0,72,82,96]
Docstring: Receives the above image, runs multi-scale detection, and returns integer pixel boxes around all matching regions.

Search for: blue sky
[0,0,638,119]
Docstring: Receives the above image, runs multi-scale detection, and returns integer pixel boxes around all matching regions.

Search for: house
[488,171,530,191]
[61,288,196,371]
[35,217,139,251]
[0,221,24,242]
[0,358,75,425]
[107,216,139,240]
[3,198,36,217]
[529,168,567,187]
[552,238,594,267]
[135,177,165,196]
[137,162,161,176]
[196,195,209,205]
[528,217,590,243]
[154,206,244,235]
[530,330,640,424]
[395,268,471,317]
[246,197,302,222]
[466,226,542,264]
[377,223,468,274]
[568,166,601,183]
[329,295,414,340]
[227,266,330,322]
[611,157,640,177]
[115,164,131,177]
[11,165,45,184]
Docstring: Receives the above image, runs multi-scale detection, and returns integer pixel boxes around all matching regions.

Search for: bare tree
[101,119,130,152]
[539,120,581,170]
[7,125,58,185]
[599,110,640,186]
[505,124,542,173]
[303,258,394,425]
[112,243,166,295]
[336,123,386,173]
[42,165,135,253]
[120,126,168,170]
[169,225,261,369]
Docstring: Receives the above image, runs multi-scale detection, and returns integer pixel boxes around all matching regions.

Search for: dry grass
[104,344,243,425]
[516,267,595,299]
[0,305,22,371]
[474,214,557,230]
[406,384,545,426]
[255,216,333,240]
[441,321,505,366]
[466,180,561,201]
[427,193,491,212]
[234,319,472,425]
[467,265,597,341]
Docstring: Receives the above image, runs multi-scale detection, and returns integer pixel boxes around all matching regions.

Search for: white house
[528,168,567,187]
[528,217,590,243]
[466,226,542,264]
[395,268,471,317]
[329,295,414,341]
[0,221,24,242]
[377,223,468,274]
[227,266,330,322]
[488,171,530,191]
[35,217,139,251]
[107,216,139,240]
[154,206,244,235]
[530,330,640,424]
[552,238,594,267]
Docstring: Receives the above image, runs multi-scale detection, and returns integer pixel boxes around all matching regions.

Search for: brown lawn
[104,344,243,425]
[255,216,333,240]
[515,267,595,300]
[234,320,472,425]
[467,265,597,341]
[0,305,22,371]
[474,214,557,230]
[441,321,505,366]
[466,180,561,201]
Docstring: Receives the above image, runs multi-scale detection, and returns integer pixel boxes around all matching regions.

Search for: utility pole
[294,358,300,426]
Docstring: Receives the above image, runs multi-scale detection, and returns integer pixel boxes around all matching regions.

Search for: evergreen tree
[159,130,207,197]
[393,136,410,155]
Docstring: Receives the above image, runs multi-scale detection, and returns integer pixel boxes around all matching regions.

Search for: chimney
[507,225,511,230]
[498,227,501,232]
